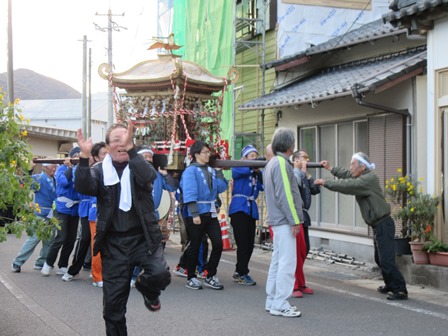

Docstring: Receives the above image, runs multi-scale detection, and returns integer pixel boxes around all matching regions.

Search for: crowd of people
[10,122,408,333]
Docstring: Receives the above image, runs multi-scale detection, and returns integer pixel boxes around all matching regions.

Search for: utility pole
[7,0,14,104]
[88,48,92,139]
[94,9,127,129]
[80,35,91,138]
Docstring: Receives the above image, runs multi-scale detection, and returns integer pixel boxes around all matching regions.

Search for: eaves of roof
[239,47,426,111]
[383,0,448,25]
[24,124,77,141]
[265,19,406,71]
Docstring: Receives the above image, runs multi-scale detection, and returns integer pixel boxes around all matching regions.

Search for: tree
[0,88,57,242]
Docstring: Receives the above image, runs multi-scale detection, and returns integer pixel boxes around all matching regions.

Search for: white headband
[352,154,375,170]
[138,149,154,156]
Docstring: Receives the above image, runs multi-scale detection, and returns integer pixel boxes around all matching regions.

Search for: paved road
[1,232,448,336]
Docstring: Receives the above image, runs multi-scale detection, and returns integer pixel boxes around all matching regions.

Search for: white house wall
[426,16,448,195]
[414,75,428,191]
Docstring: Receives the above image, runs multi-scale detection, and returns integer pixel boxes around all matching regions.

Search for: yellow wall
[234,30,277,152]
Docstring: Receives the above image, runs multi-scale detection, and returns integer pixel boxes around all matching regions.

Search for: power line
[94,9,127,128]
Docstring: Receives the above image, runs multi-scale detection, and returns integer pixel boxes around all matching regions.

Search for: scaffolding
[232,0,269,244]
[232,0,268,155]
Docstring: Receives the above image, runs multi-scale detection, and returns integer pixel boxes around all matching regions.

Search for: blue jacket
[31,172,56,217]
[229,167,264,219]
[73,165,91,218]
[88,197,97,222]
[180,163,228,218]
[55,165,80,216]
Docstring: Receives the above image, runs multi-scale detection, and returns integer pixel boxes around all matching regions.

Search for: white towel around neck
[102,154,132,211]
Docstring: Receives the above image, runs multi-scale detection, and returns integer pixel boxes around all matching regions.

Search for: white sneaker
[62,273,74,282]
[41,262,53,276]
[93,281,103,288]
[186,277,203,290]
[266,305,296,312]
[130,279,136,288]
[204,276,224,290]
[56,267,68,275]
[270,306,301,317]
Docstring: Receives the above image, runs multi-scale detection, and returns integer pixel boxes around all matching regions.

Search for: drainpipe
[351,83,412,178]
[351,84,410,117]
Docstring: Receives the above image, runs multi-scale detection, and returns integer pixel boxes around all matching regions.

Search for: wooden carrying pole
[33,157,323,168]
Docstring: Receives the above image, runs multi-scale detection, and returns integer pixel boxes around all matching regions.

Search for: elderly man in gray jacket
[264,128,304,318]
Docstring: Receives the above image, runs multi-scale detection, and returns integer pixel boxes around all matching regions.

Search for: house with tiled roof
[240,14,428,262]
[384,0,448,243]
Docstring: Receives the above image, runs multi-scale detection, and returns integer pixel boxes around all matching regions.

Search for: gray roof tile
[239,47,426,111]
[383,0,448,23]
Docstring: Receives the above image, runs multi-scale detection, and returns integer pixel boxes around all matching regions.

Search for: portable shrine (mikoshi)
[98,54,235,171]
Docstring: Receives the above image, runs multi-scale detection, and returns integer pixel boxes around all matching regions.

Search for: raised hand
[77,128,93,158]
[124,119,135,151]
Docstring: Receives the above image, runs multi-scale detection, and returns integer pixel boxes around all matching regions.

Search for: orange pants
[89,221,102,283]
[269,225,307,290]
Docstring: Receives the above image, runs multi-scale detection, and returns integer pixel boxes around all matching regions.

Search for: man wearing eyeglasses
[180,140,228,290]
[291,150,320,298]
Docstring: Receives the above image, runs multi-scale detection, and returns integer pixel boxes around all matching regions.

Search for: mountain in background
[0,69,81,100]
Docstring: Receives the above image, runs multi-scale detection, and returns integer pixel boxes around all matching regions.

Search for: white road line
[220,257,448,321]
[0,271,80,336]
[309,282,448,320]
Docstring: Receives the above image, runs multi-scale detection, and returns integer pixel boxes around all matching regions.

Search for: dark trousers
[373,216,407,293]
[185,213,222,279]
[178,234,209,271]
[230,212,256,276]
[46,211,79,268]
[102,232,171,336]
[302,210,311,255]
[68,216,91,276]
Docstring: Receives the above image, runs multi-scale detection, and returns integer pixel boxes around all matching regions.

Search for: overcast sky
[0,0,160,94]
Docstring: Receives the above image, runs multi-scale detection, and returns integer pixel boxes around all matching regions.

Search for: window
[299,120,368,230]
[234,133,261,159]
[337,122,354,227]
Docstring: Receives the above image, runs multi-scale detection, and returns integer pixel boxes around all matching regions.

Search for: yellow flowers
[385,171,414,205]
[0,87,48,243]
[384,168,439,241]
[384,168,436,239]
[34,203,41,214]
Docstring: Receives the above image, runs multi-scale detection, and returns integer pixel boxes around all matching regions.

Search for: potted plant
[422,236,448,267]
[384,171,439,262]
[384,171,417,255]
[396,192,439,264]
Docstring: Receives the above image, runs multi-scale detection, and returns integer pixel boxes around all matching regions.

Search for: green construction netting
[172,0,234,158]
